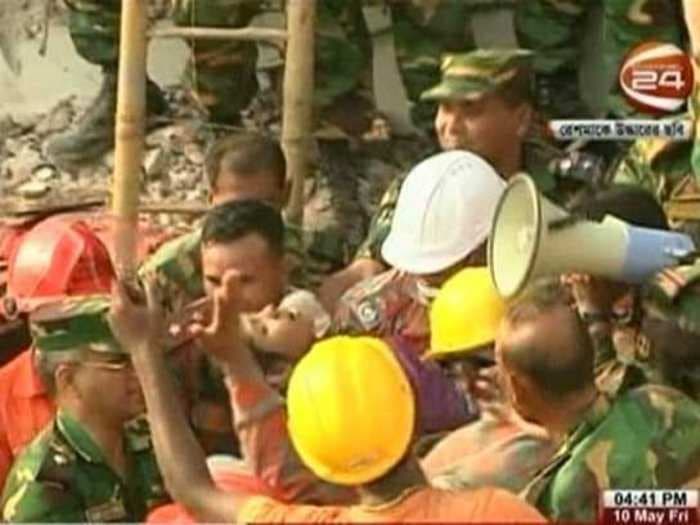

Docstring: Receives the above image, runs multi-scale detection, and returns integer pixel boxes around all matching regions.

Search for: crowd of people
[0,1,699,523]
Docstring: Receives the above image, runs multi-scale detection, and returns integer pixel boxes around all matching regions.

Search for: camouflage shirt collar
[56,409,111,465]
[562,393,612,453]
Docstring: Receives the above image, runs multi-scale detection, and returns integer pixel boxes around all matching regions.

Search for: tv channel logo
[619,41,694,114]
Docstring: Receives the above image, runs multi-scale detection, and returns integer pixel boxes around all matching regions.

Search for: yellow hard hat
[427,267,506,358]
[286,336,415,486]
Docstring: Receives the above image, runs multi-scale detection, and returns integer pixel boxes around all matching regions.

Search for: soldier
[320,48,593,309]
[609,0,699,243]
[46,0,262,172]
[562,186,671,397]
[421,267,556,495]
[495,281,700,522]
[640,260,700,401]
[43,1,369,173]
[139,132,311,316]
[516,0,685,119]
[162,199,290,457]
[1,296,168,522]
[330,151,505,354]
[0,217,116,489]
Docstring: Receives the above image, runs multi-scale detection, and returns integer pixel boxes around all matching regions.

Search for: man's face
[435,95,527,170]
[202,233,287,314]
[69,350,144,422]
[211,170,287,210]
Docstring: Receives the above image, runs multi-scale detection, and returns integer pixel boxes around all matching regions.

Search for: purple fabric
[389,336,477,434]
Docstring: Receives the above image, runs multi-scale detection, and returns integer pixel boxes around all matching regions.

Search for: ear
[54,363,77,396]
[515,103,534,140]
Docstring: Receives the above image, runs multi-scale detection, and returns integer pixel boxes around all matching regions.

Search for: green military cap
[420,48,534,102]
[643,261,700,336]
[29,295,125,355]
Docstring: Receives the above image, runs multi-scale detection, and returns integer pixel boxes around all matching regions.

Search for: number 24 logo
[631,70,686,91]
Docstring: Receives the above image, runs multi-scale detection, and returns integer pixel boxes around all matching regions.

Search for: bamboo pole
[112,0,147,279]
[282,0,316,226]
[684,0,700,60]
[150,26,287,47]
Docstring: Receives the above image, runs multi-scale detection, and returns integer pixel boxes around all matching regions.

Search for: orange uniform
[238,485,546,523]
[0,349,55,488]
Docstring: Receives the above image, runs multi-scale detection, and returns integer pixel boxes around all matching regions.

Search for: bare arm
[111,279,248,523]
[131,341,246,522]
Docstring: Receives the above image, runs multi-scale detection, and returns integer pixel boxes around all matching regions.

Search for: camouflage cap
[420,49,534,102]
[642,261,700,336]
[29,295,125,355]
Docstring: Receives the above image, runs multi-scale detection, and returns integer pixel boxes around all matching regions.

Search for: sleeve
[138,230,204,314]
[237,495,344,524]
[2,479,85,523]
[353,177,402,261]
[228,381,355,505]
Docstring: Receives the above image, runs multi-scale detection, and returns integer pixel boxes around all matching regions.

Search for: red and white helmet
[5,216,115,315]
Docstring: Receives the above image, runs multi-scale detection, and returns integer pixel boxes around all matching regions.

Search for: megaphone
[488,174,697,299]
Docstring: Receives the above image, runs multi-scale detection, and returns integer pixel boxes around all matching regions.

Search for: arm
[111,279,248,523]
[318,258,384,314]
[130,341,245,522]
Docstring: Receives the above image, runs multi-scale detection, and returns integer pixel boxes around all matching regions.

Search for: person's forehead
[439,93,501,111]
[202,234,279,270]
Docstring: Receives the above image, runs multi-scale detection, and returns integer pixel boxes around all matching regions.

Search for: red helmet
[5,216,115,314]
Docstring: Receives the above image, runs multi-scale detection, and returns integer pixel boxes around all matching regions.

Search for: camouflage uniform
[427,407,556,494]
[516,0,685,118]
[1,297,169,522]
[1,412,168,522]
[138,219,309,315]
[330,269,432,353]
[523,386,700,522]
[610,35,700,243]
[355,49,585,263]
[64,0,262,123]
[642,260,700,399]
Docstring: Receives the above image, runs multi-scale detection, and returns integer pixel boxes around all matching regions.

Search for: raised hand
[109,276,165,353]
[188,269,244,361]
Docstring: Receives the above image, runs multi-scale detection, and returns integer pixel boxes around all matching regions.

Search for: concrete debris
[18,180,50,199]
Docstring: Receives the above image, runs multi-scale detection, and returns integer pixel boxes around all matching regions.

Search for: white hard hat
[381,150,505,275]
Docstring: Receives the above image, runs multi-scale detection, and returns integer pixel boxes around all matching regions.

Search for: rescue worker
[1,296,169,522]
[108,274,546,522]
[640,258,700,401]
[0,217,116,488]
[421,267,556,494]
[496,281,700,522]
[320,49,593,309]
[139,132,311,316]
[562,185,672,396]
[331,150,505,355]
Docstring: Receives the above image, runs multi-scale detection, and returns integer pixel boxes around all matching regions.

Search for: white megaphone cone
[488,174,697,299]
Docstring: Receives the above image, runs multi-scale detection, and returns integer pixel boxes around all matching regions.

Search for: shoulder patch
[355,299,381,330]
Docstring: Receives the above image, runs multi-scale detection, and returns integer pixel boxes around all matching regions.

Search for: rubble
[0,81,424,261]
[18,181,50,199]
